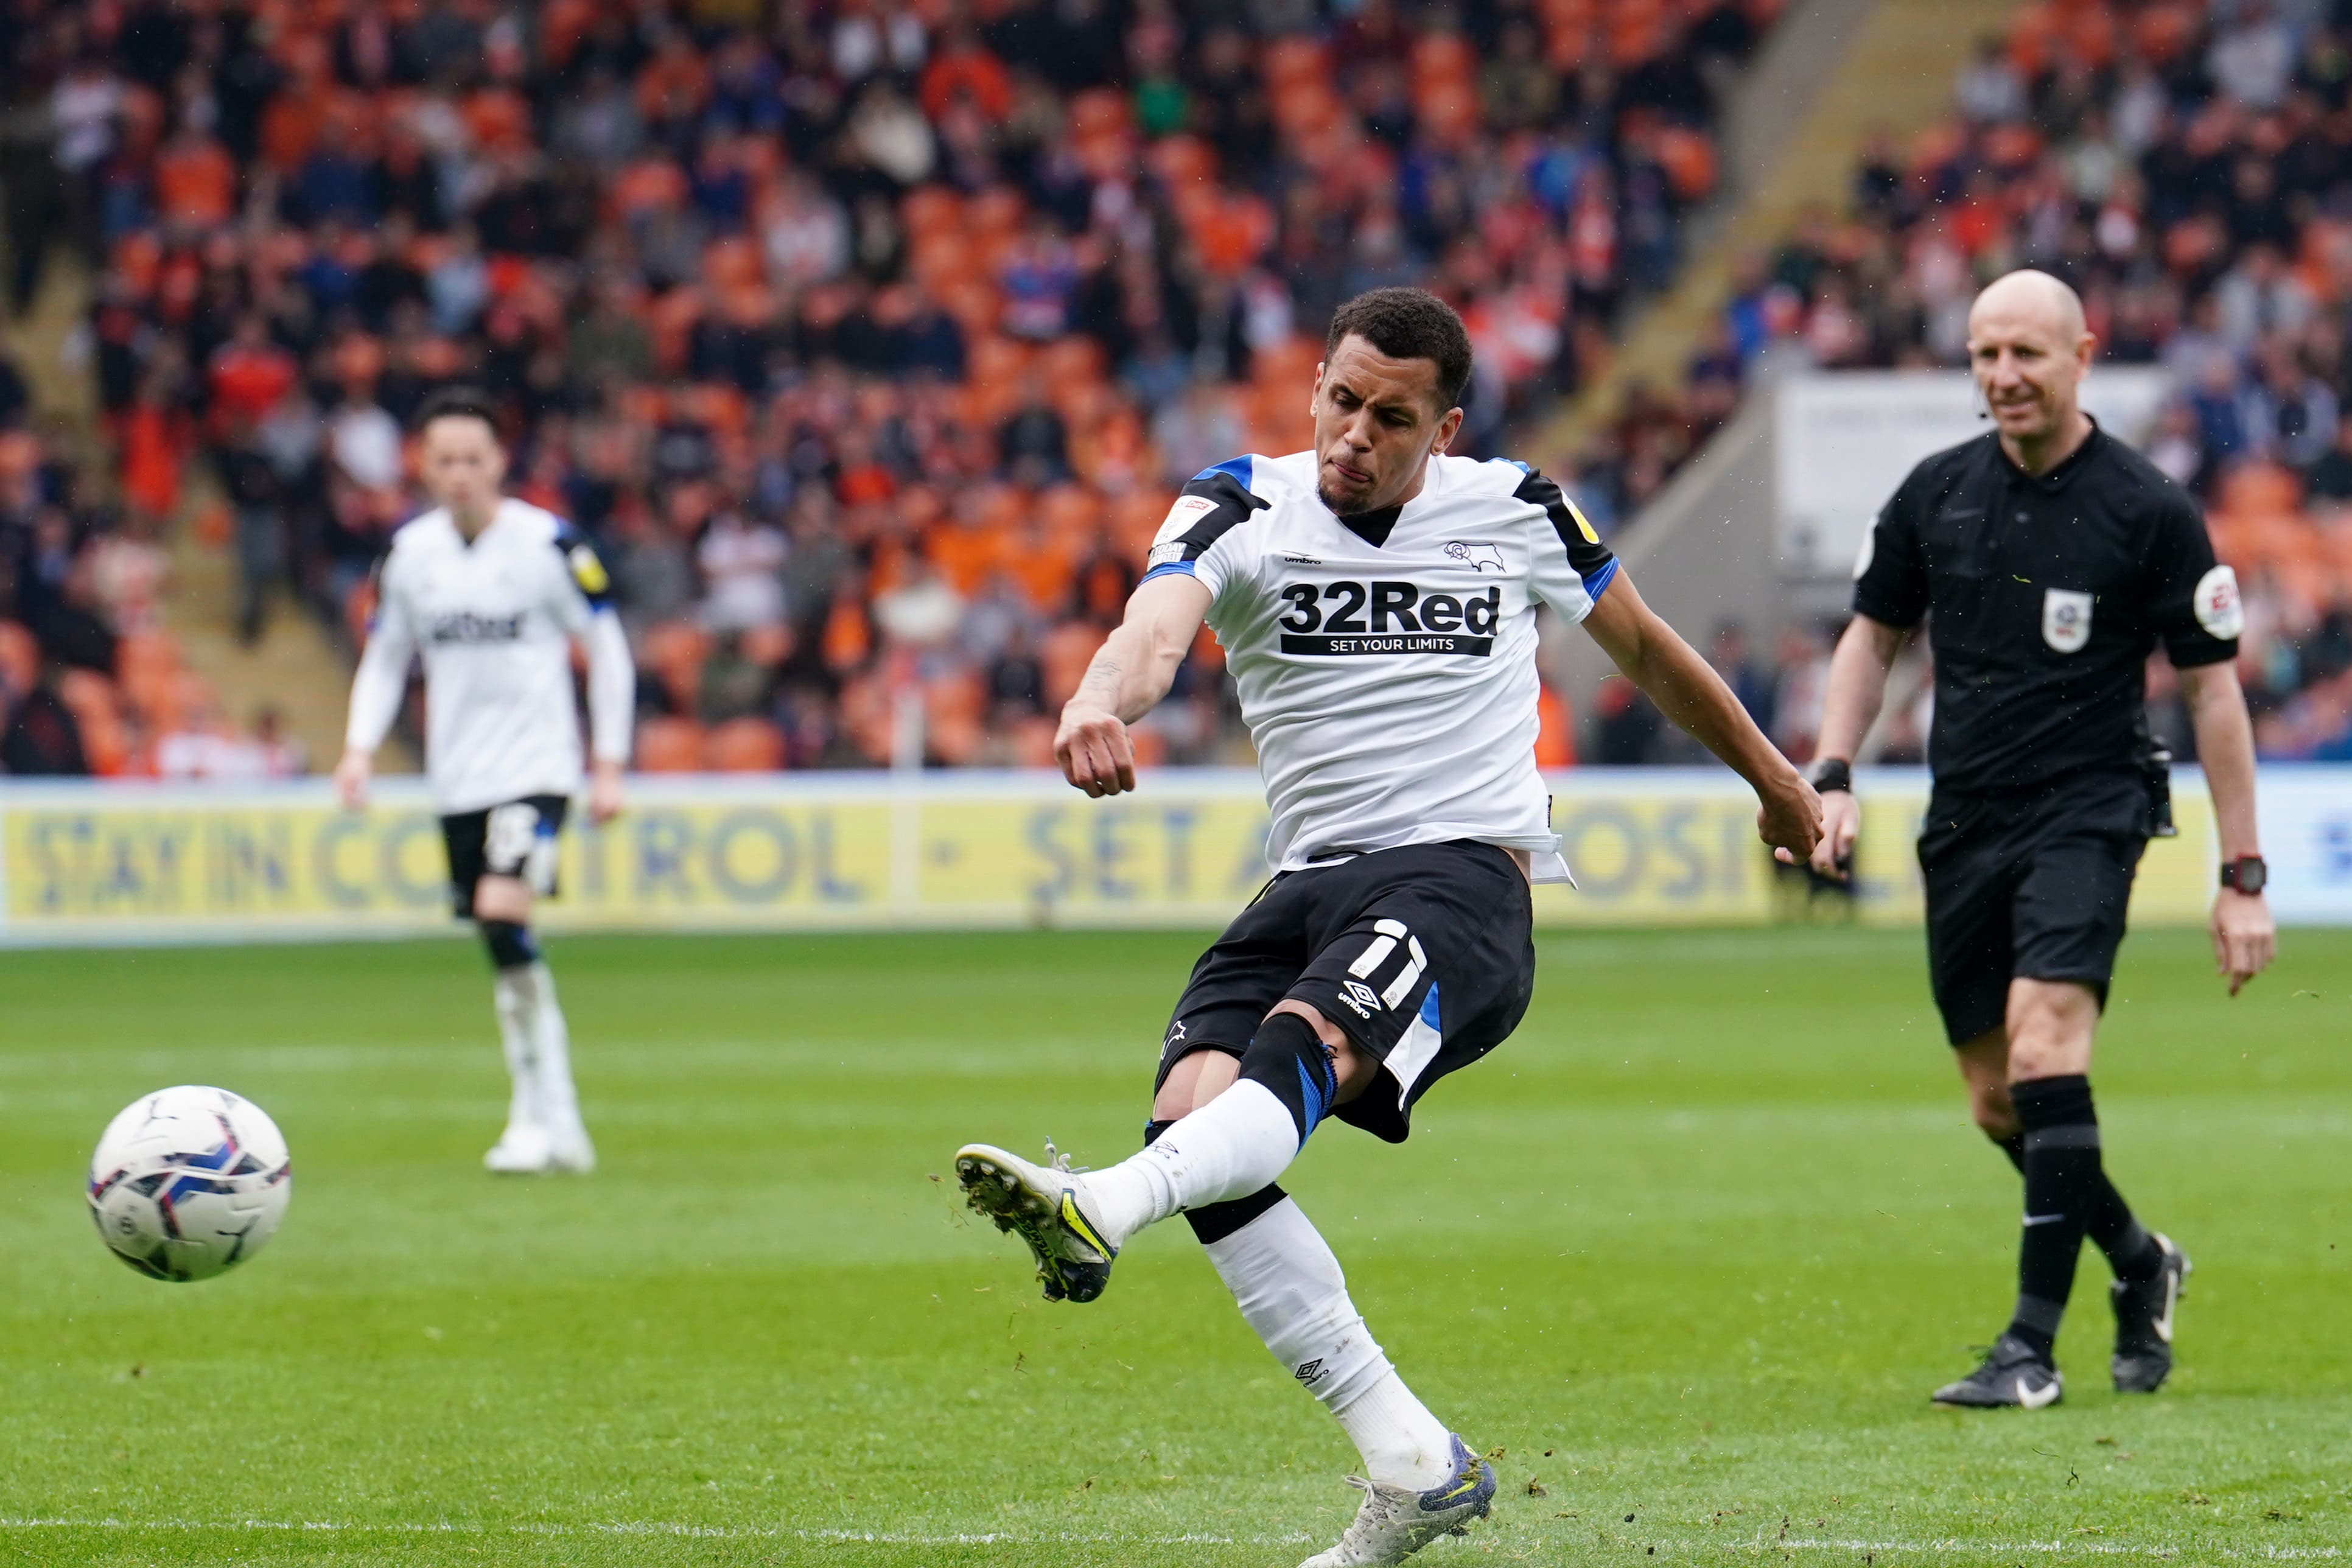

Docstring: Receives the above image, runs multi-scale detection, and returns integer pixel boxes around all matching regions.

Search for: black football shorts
[1156,839,1537,1143]
[1917,771,2150,1045]
[440,794,570,919]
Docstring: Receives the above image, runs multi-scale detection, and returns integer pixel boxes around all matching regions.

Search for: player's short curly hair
[411,385,502,438]
[1324,288,1474,411]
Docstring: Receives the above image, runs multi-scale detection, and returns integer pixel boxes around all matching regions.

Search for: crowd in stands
[1615,0,2352,761]
[1,0,1780,777]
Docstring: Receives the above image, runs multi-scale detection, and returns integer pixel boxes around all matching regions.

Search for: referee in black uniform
[1809,270,2275,1409]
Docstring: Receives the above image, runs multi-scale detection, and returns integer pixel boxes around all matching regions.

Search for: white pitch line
[0,1521,2337,1558]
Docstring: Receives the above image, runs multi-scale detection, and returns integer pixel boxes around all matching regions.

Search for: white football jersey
[347,498,633,814]
[1144,451,1616,883]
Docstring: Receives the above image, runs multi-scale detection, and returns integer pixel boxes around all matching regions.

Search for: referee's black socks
[2006,1074,2161,1357]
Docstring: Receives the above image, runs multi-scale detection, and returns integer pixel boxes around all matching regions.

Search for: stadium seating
[4,0,1785,775]
[1638,0,2352,759]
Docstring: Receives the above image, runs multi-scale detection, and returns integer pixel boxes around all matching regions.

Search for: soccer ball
[86,1086,292,1283]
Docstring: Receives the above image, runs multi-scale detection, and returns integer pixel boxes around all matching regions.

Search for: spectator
[1709,621,1777,735]
[1,661,88,775]
[38,0,1776,777]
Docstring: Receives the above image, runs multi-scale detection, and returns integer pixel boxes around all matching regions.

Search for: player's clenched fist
[1755,772,1824,866]
[1055,702,1137,797]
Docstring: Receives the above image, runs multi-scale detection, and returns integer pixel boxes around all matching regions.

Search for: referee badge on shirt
[2042,587,2093,653]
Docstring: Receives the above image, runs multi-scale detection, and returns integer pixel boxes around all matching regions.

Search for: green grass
[0,926,2347,1567]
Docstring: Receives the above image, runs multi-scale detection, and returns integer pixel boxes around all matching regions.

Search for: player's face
[1965,305,2091,446]
[1311,336,1463,515]
[418,416,507,517]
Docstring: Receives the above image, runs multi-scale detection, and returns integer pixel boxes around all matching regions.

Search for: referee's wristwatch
[2219,855,2267,896]
[1810,758,1853,794]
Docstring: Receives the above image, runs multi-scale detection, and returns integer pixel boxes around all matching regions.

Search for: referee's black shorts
[1917,771,2150,1045]
[1155,840,1536,1143]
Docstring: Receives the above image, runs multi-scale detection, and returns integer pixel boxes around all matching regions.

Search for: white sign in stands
[1774,368,2174,580]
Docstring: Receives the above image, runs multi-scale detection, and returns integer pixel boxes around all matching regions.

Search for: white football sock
[1204,1197,1455,1490]
[519,961,583,1131]
[490,968,539,1133]
[1082,1079,1299,1245]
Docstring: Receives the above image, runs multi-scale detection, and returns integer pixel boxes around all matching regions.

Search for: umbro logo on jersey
[1443,541,1507,572]
[428,611,527,643]
[1278,581,1500,657]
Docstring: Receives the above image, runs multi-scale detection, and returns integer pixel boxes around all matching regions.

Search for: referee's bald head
[1965,268,2096,461]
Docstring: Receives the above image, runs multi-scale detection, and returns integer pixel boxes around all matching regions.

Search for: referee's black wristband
[1811,758,1853,794]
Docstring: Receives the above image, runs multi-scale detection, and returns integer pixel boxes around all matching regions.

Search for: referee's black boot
[1931,1334,2063,1410]
[2110,1232,2191,1394]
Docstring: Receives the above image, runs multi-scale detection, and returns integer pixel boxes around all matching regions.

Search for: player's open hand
[1810,788,1861,880]
[1756,771,1822,866]
[1055,702,1136,797]
[2211,888,2275,997]
[332,748,373,812]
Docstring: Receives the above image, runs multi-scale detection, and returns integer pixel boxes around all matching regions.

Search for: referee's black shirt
[1853,422,2241,796]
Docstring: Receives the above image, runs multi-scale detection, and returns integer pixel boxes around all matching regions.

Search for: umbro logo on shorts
[1339,980,1381,1017]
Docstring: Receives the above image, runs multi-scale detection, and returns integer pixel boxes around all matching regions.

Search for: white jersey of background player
[955,290,1819,1567]
[336,390,634,1176]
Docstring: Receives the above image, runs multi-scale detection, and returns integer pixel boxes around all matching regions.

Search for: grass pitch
[0,925,2346,1567]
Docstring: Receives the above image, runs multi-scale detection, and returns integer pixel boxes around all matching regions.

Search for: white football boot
[954,1141,1118,1302]
[483,1121,556,1175]
[1298,1435,1496,1567]
[544,1117,597,1175]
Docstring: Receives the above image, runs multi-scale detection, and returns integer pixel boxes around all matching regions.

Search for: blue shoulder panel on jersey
[1500,458,1531,474]
[1194,455,1255,488]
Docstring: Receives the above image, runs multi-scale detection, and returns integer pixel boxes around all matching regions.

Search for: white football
[87,1086,292,1282]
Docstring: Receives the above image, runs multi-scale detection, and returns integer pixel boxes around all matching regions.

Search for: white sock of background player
[490,968,540,1136]
[1205,1196,1458,1491]
[515,962,584,1136]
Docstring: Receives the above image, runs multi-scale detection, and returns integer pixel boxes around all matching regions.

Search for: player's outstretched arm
[1807,614,1907,877]
[1581,569,1821,864]
[337,582,417,811]
[2180,659,2275,994]
[582,611,634,825]
[1055,572,1213,797]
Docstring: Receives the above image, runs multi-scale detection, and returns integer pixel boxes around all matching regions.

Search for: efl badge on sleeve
[1154,494,1217,545]
[568,543,610,597]
[2042,587,2093,653]
[2193,564,2244,640]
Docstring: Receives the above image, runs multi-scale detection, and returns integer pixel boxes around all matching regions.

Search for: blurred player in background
[336,388,634,1175]
[1811,270,2273,1409]
[956,289,1821,1567]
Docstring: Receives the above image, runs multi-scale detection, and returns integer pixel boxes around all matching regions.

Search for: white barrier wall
[0,767,2343,945]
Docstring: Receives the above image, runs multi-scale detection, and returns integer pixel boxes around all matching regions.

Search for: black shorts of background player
[1811,269,2275,1409]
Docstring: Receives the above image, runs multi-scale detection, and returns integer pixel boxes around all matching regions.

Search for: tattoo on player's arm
[1077,653,1122,701]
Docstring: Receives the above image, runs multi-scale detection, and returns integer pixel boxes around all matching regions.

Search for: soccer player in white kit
[335,388,634,1175]
[956,291,1822,1566]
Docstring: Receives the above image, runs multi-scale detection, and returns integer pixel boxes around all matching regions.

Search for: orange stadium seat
[634,716,705,773]
[704,717,785,772]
